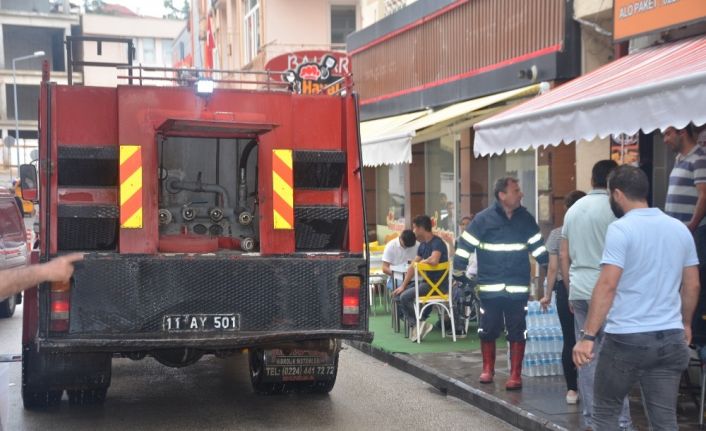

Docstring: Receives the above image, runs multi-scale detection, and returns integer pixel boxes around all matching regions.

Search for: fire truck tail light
[50,282,71,332]
[341,276,360,326]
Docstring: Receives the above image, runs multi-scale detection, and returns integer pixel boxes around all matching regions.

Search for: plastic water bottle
[540,328,549,354]
[553,328,563,352]
[539,353,548,376]
[550,354,560,375]
[526,354,536,377]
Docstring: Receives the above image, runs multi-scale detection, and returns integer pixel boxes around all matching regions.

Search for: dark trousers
[555,281,578,392]
[692,226,706,345]
[395,281,436,326]
[594,330,689,431]
[478,296,526,342]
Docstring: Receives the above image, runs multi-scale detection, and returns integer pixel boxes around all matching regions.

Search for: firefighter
[453,177,548,390]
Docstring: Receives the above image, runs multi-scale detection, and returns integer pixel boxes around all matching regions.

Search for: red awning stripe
[474,35,706,156]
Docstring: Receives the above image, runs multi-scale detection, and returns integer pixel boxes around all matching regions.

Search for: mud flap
[260,342,339,383]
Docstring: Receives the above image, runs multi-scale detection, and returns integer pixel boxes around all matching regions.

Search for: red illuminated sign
[265,51,351,95]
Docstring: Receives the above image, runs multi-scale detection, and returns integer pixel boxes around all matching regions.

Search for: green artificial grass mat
[367,301,482,354]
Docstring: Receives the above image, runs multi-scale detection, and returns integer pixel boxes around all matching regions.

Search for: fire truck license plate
[162,314,241,331]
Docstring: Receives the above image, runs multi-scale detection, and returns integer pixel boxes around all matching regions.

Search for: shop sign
[610,133,640,166]
[613,0,706,41]
[265,51,350,96]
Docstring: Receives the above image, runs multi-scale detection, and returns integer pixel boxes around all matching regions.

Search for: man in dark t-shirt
[392,214,449,342]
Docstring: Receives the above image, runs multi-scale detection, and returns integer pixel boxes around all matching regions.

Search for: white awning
[360,110,428,167]
[474,36,706,157]
[359,83,544,167]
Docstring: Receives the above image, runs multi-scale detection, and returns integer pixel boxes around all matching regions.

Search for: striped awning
[474,35,706,156]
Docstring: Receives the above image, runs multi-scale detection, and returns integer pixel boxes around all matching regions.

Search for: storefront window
[488,149,536,218]
[375,164,406,243]
[424,136,456,243]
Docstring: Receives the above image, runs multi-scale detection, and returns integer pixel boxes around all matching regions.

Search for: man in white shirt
[382,229,418,291]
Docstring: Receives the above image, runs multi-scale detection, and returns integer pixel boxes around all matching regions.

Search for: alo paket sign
[265,51,350,95]
[613,0,706,41]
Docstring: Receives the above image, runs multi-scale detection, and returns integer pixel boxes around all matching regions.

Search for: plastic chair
[413,261,456,343]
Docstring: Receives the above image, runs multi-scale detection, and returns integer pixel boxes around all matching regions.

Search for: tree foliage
[163,0,189,20]
[83,0,105,13]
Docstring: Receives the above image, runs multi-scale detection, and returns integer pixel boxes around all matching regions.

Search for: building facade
[80,12,183,87]
[351,0,581,243]
[0,0,80,176]
[200,0,360,73]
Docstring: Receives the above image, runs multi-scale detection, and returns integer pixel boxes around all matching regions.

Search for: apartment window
[162,40,173,66]
[243,0,260,64]
[142,38,156,64]
[331,5,356,46]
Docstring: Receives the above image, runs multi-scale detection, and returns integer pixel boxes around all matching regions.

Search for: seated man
[392,215,449,342]
[382,229,418,291]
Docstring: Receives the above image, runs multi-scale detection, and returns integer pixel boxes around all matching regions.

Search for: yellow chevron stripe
[273,149,293,169]
[122,208,143,229]
[120,145,140,165]
[272,171,294,207]
[273,209,292,229]
[120,167,143,205]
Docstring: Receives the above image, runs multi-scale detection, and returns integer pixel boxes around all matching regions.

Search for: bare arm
[0,253,84,299]
[688,183,706,232]
[382,261,392,276]
[559,238,571,296]
[392,256,422,296]
[422,250,442,267]
[573,264,622,367]
[540,254,559,310]
[681,265,700,344]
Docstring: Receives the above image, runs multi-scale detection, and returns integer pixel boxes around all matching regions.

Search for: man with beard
[663,125,706,354]
[560,160,633,430]
[574,165,699,430]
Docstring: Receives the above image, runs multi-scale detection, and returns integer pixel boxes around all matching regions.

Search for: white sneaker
[420,321,434,341]
[565,390,579,404]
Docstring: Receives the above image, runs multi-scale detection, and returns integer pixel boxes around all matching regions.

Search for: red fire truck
[18,37,371,408]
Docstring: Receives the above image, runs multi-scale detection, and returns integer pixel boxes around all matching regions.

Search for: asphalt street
[0,304,517,431]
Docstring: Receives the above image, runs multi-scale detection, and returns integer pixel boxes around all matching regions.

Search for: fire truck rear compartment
[157,136,260,252]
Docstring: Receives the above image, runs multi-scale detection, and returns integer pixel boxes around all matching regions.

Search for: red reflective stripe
[119,149,142,183]
[272,191,294,226]
[120,189,142,225]
[272,152,292,183]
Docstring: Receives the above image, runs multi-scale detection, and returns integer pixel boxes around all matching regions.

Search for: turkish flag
[204,15,215,70]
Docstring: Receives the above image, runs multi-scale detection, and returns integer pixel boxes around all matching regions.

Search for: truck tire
[22,349,62,409]
[0,294,16,318]
[22,388,63,409]
[67,388,108,406]
[293,352,339,394]
[249,348,339,395]
[22,345,111,409]
[249,349,286,395]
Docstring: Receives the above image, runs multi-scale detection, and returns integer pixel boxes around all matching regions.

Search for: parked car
[0,188,29,317]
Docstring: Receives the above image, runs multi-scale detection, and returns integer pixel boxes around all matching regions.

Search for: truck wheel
[0,294,16,318]
[67,388,108,406]
[22,346,62,409]
[249,349,285,395]
[294,352,339,394]
[22,388,63,409]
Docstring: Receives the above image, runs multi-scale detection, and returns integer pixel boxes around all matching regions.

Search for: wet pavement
[350,342,706,430]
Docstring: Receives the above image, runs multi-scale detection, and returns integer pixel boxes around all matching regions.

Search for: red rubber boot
[479,340,496,384]
[506,341,526,390]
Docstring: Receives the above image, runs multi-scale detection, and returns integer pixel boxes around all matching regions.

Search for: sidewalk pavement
[347,340,704,430]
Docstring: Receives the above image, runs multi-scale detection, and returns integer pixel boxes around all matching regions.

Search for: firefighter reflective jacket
[453,201,548,300]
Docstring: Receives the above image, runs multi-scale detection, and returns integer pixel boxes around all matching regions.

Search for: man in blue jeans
[573,165,700,431]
